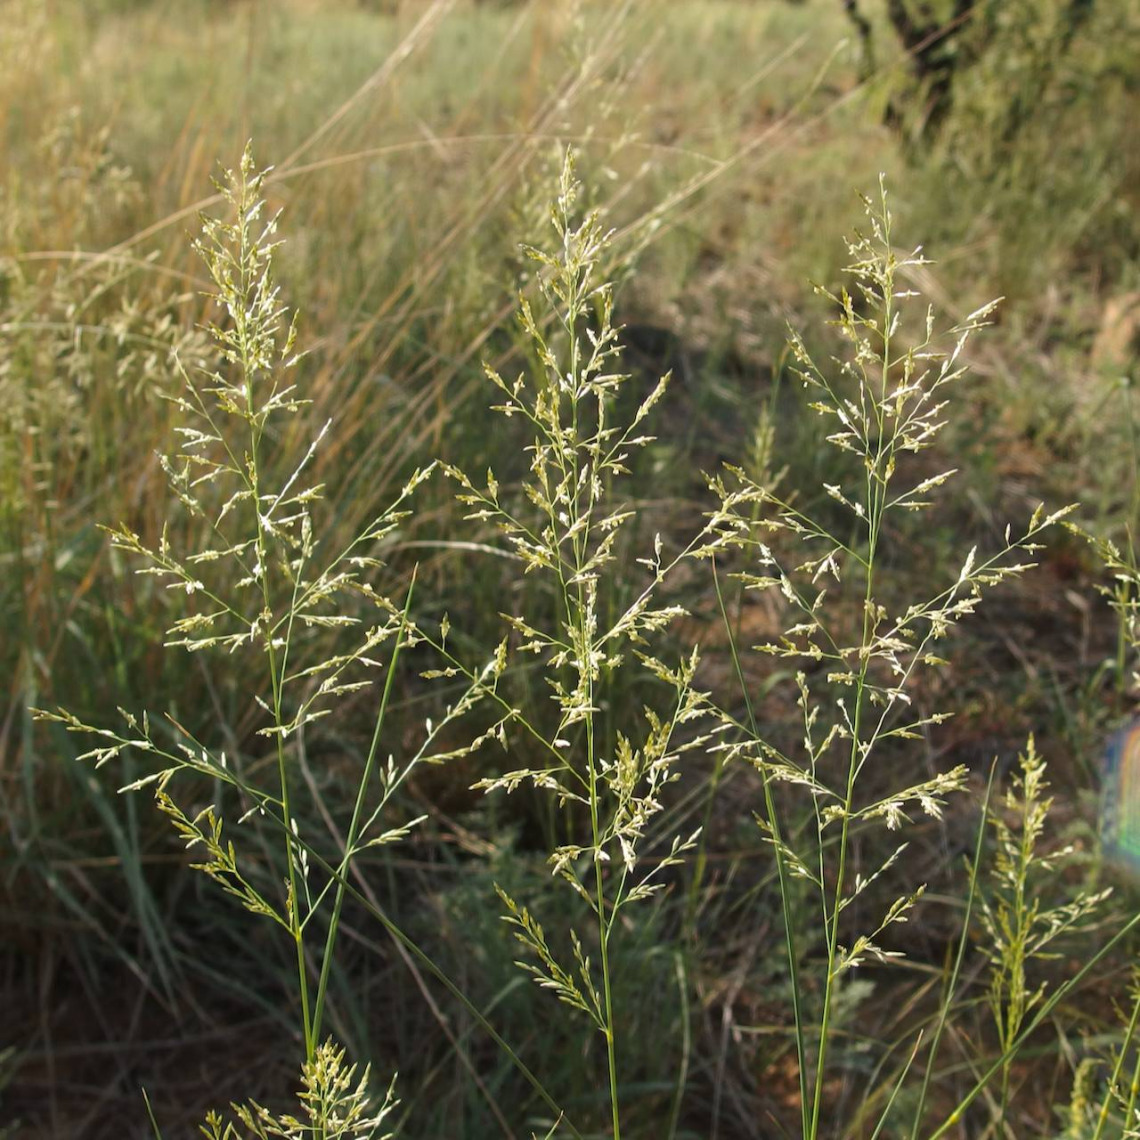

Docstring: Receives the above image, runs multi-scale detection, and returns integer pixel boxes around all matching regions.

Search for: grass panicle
[701,177,1088,1137]
[31,146,495,1129]
[13,86,1140,1135]
[444,148,744,1138]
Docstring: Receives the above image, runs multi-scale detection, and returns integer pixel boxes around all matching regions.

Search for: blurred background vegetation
[2,0,1139,1135]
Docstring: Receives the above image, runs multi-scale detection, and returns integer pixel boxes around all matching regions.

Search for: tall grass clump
[698,178,1125,1135]
[440,150,747,1138]
[26,134,1140,1138]
[32,145,485,1134]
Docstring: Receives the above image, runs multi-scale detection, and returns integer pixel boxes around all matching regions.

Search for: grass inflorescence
[29,142,1140,1139]
[6,2,1140,1137]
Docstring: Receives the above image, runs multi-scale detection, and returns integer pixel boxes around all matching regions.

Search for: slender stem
[686,547,755,933]
[595,851,622,1140]
[666,951,691,1140]
[927,908,1140,1140]
[711,558,810,1137]
[809,516,877,1134]
[311,573,416,1045]
[1121,1019,1140,1134]
[869,1033,925,1140]
[563,222,622,1138]
[581,518,624,1140]
[1092,978,1140,1140]
[810,242,895,1137]
[585,660,621,1137]
[808,683,864,1139]
[287,817,585,1138]
[230,163,313,1062]
[908,763,997,1139]
[996,758,1037,1135]
[583,499,621,1140]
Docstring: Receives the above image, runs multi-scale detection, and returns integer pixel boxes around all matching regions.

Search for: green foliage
[906,0,1140,296]
[37,140,1138,1140]
[33,146,486,1128]
[445,149,737,1137]
[701,177,1089,1139]
[6,3,1140,1137]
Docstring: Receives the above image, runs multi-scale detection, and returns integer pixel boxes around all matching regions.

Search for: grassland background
[3,0,1140,1136]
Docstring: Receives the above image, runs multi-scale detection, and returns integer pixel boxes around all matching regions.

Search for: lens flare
[1103,719,1140,868]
